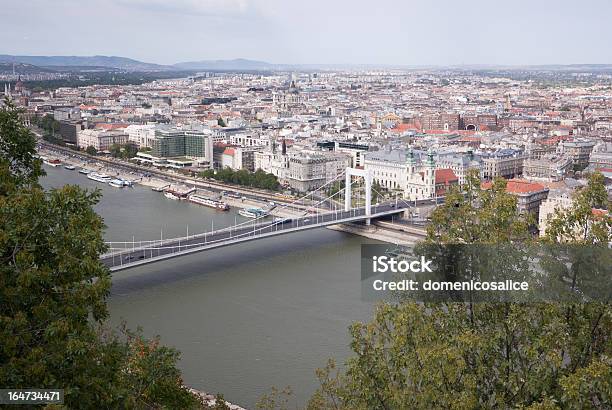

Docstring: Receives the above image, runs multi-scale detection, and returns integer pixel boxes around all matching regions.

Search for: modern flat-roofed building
[134,152,193,169]
[149,127,213,166]
[335,141,371,168]
[59,120,84,144]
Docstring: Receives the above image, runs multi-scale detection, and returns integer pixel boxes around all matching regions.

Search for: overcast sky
[2,0,611,66]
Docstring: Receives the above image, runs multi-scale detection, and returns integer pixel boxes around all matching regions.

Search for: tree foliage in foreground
[308,169,611,409]
[0,99,201,408]
[545,172,611,244]
[0,99,44,194]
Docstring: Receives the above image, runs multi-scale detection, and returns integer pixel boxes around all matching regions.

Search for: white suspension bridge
[102,167,427,272]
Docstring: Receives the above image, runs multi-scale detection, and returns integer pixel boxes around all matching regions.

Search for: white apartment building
[538,189,573,237]
[77,129,128,151]
[539,186,609,238]
[436,151,482,185]
[125,124,157,148]
[481,149,525,180]
[558,139,597,169]
[228,133,267,147]
[221,146,263,172]
[255,148,350,192]
[364,148,459,200]
[364,148,411,191]
[524,154,573,182]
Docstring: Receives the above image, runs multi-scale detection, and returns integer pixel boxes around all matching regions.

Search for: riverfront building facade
[77,129,128,151]
[150,127,214,165]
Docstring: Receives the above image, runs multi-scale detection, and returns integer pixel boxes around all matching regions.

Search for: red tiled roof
[95,123,127,130]
[482,179,547,194]
[541,136,570,145]
[223,148,235,156]
[435,168,458,184]
[592,208,608,217]
[391,123,418,132]
[457,136,481,142]
[425,129,476,136]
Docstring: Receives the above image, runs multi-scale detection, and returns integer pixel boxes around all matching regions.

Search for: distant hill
[2,55,610,74]
[0,55,171,71]
[173,58,275,71]
[0,62,56,74]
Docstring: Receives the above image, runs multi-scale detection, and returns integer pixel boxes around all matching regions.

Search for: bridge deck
[103,205,406,272]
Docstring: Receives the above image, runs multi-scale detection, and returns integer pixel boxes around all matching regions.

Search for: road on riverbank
[35,137,321,213]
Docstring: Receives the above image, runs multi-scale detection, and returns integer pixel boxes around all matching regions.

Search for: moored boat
[109,178,125,188]
[238,208,267,218]
[79,168,92,175]
[87,172,112,183]
[188,194,230,211]
[43,159,62,167]
[64,164,76,170]
[164,191,181,200]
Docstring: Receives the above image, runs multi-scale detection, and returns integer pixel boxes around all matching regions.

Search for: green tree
[427,169,531,243]
[257,386,293,410]
[0,102,200,408]
[545,172,611,244]
[199,169,215,179]
[371,180,384,203]
[32,113,61,136]
[85,145,98,156]
[199,167,280,191]
[109,143,122,158]
[122,143,138,159]
[0,98,44,194]
[308,168,611,409]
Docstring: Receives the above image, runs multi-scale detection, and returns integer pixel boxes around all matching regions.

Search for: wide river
[42,166,378,408]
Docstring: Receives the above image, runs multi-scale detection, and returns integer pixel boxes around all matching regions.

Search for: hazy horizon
[3,0,612,66]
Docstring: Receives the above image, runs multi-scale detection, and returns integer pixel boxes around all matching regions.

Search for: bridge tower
[344,167,373,225]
